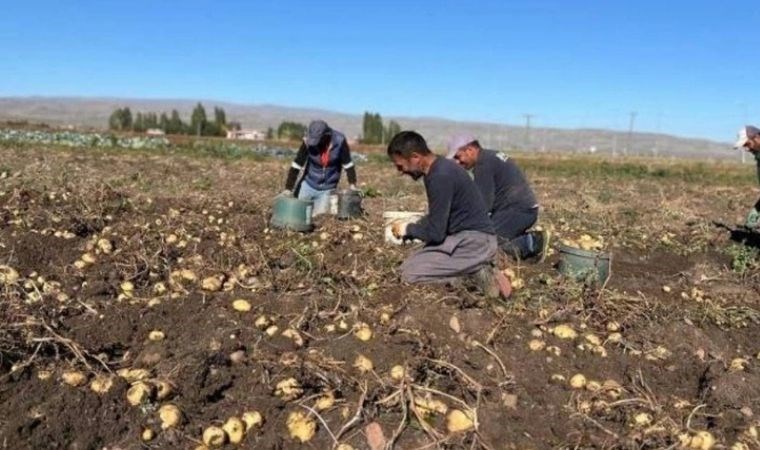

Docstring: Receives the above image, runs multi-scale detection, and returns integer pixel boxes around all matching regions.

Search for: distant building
[227,129,265,141]
[146,128,165,136]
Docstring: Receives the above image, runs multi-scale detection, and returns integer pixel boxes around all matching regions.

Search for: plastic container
[382,211,425,244]
[270,197,314,232]
[336,190,363,219]
[329,193,339,215]
[558,244,611,283]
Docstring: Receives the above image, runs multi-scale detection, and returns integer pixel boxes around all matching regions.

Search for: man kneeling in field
[387,131,511,299]
[447,133,549,262]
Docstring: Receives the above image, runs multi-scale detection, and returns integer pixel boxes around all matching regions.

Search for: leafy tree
[385,120,401,144]
[108,107,133,131]
[214,107,226,128]
[159,113,169,131]
[122,107,133,130]
[277,121,307,141]
[362,111,384,144]
[191,103,207,136]
[133,112,145,132]
[168,110,184,134]
[266,127,274,140]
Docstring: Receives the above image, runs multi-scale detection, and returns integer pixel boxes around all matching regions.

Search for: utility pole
[625,111,637,156]
[740,102,748,164]
[522,114,534,150]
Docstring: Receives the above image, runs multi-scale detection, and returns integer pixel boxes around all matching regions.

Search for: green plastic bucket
[270,197,313,232]
[336,189,363,220]
[558,244,611,283]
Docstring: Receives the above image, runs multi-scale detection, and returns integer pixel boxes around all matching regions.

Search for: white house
[226,129,266,141]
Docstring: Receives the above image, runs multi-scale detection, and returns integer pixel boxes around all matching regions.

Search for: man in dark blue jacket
[388,131,511,299]
[447,133,548,261]
[282,120,358,215]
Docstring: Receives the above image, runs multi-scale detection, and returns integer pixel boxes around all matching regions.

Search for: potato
[202,426,227,447]
[232,299,251,312]
[153,282,167,295]
[729,358,748,372]
[254,315,271,329]
[390,365,406,381]
[241,411,264,431]
[222,417,245,444]
[633,412,652,426]
[528,339,545,351]
[414,397,448,415]
[62,370,87,387]
[201,276,223,292]
[148,330,165,341]
[286,411,316,442]
[0,265,20,284]
[126,381,153,406]
[337,445,355,450]
[96,238,113,254]
[569,374,587,389]
[275,378,303,401]
[552,324,577,340]
[354,323,373,341]
[265,325,279,336]
[607,332,623,343]
[141,428,155,442]
[446,409,474,433]
[81,253,96,264]
[584,334,602,346]
[586,380,602,392]
[282,329,304,347]
[118,368,151,382]
[37,370,53,381]
[153,379,174,400]
[120,281,134,293]
[314,392,335,411]
[158,404,182,429]
[89,375,113,394]
[689,431,715,450]
[353,355,374,373]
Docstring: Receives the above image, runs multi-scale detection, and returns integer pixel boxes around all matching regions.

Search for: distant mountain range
[0,96,738,160]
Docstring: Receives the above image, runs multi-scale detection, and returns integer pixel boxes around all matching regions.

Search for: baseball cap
[446,133,478,159]
[305,120,332,147]
[734,125,760,149]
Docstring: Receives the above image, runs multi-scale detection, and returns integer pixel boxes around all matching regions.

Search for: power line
[625,111,637,155]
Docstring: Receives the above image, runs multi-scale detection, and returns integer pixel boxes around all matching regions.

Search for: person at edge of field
[446,133,550,262]
[280,120,358,215]
[386,130,512,299]
[735,125,760,229]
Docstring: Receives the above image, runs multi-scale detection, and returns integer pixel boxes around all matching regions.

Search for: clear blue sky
[1,0,758,141]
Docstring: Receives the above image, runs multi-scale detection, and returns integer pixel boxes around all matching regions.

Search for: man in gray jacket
[388,131,511,299]
[447,133,549,261]
[735,125,760,229]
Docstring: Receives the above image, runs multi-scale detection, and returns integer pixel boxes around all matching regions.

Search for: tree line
[109,105,401,143]
[108,103,228,137]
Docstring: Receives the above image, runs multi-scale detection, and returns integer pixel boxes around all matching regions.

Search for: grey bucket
[270,197,314,232]
[336,189,363,219]
[558,244,611,283]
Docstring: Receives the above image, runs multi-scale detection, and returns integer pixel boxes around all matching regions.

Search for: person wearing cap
[446,134,549,261]
[387,130,512,299]
[281,120,358,215]
[734,125,760,229]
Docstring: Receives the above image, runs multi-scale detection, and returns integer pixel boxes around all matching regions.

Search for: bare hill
[0,96,736,159]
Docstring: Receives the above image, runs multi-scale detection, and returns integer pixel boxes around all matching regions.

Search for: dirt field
[1,144,759,450]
